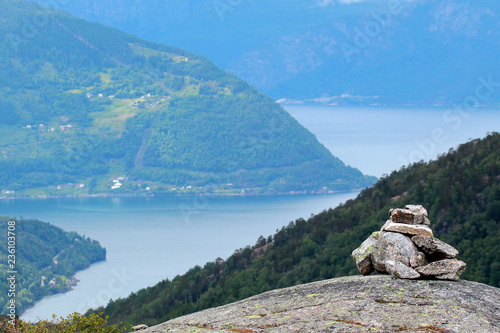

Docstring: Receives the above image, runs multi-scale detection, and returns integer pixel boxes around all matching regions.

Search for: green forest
[0,0,374,198]
[91,132,500,328]
[0,216,106,314]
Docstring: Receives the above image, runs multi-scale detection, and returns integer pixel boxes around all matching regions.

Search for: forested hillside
[93,132,500,327]
[0,0,374,198]
[0,216,106,314]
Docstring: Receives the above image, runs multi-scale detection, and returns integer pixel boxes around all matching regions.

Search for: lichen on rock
[416,259,467,281]
[351,232,379,275]
[352,205,466,281]
[371,231,419,273]
[141,275,500,333]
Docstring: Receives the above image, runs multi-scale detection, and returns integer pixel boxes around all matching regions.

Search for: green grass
[36,62,57,80]
[130,43,178,60]
[91,100,140,135]
[0,126,30,146]
[100,72,112,84]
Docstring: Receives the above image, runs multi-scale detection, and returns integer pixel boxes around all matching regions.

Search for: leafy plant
[0,313,124,332]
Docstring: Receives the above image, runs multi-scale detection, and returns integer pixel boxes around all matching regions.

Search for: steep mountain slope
[0,0,374,197]
[33,0,500,105]
[93,132,499,327]
[0,216,106,314]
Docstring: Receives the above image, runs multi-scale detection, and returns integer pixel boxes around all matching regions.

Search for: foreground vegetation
[0,217,106,314]
[92,132,499,328]
[0,313,124,332]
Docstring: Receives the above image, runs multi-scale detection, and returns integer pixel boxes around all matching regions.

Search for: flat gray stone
[411,235,459,259]
[416,259,467,281]
[142,275,500,333]
[351,232,379,275]
[382,221,433,237]
[385,260,421,279]
[371,232,419,273]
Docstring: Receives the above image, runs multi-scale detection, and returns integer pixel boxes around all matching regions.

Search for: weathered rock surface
[351,232,379,275]
[371,232,419,273]
[404,204,431,225]
[382,221,434,237]
[410,252,428,268]
[404,204,428,216]
[353,205,465,281]
[412,235,459,259]
[390,205,430,225]
[142,275,500,333]
[390,208,417,224]
[416,259,467,281]
[385,260,420,279]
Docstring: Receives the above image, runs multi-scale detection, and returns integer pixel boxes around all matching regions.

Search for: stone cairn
[352,205,466,280]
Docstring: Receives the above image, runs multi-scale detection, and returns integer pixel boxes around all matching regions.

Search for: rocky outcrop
[352,205,466,280]
[141,275,500,332]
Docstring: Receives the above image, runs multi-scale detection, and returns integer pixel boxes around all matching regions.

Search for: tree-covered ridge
[0,216,106,314]
[0,0,375,197]
[93,132,499,328]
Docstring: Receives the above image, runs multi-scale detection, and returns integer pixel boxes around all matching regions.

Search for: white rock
[382,221,433,237]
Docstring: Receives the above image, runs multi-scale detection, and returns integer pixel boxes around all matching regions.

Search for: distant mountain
[32,0,500,106]
[0,216,106,314]
[0,0,375,197]
[93,132,499,327]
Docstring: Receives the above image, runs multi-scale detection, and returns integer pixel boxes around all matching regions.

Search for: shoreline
[19,259,106,320]
[278,100,500,108]
[0,188,363,201]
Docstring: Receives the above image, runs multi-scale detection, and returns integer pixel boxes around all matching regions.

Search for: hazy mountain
[32,0,500,106]
[0,0,374,197]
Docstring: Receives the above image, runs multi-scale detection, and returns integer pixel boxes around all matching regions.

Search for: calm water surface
[4,193,356,321]
[3,105,499,320]
[286,105,500,177]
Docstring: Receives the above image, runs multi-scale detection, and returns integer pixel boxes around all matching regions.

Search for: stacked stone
[352,205,466,280]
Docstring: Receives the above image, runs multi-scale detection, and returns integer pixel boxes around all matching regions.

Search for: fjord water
[3,105,499,321]
[286,105,500,177]
[6,193,357,321]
